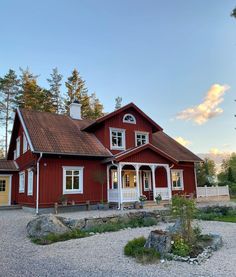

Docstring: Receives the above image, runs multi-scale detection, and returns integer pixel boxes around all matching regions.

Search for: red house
[0,101,202,213]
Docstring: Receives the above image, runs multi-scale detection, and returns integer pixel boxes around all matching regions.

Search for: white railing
[154,187,170,200]
[108,189,119,202]
[122,188,138,202]
[197,185,229,198]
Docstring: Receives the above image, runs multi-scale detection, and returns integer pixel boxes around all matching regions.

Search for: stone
[26,214,70,239]
[167,219,183,235]
[210,234,223,251]
[57,217,85,230]
[144,229,172,256]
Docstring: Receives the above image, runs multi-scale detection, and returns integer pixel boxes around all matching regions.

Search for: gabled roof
[152,132,203,162]
[17,109,112,157]
[0,160,18,171]
[82,102,163,132]
[104,143,178,163]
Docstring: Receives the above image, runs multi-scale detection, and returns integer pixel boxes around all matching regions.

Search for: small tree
[93,170,106,203]
[172,196,196,243]
[115,96,122,110]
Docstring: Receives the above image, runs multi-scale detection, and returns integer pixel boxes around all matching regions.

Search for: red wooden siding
[38,156,107,207]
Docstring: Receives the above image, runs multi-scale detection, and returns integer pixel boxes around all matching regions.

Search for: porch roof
[103,143,178,164]
[0,160,19,171]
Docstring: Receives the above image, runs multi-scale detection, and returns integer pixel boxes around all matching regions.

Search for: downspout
[36,152,43,215]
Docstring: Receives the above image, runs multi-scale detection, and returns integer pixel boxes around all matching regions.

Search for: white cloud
[209,148,231,155]
[174,136,191,147]
[176,84,230,125]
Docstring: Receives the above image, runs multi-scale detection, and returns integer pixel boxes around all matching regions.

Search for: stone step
[0,205,22,210]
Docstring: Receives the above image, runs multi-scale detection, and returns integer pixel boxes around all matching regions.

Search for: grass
[124,236,160,264]
[196,206,236,223]
[32,216,158,245]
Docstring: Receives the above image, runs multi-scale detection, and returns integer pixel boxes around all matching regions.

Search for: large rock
[210,234,223,251]
[26,214,70,239]
[145,230,172,255]
[167,218,183,235]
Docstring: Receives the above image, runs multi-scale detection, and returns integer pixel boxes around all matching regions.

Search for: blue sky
[0,0,235,154]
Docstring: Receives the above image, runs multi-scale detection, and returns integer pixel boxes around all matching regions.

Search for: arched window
[123,114,136,124]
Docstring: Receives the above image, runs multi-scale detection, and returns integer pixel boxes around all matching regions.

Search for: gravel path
[0,210,236,277]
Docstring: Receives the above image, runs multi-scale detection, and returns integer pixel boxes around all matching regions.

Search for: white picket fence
[197,185,229,198]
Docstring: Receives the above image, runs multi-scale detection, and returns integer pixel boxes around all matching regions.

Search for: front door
[0,176,10,206]
[141,171,153,200]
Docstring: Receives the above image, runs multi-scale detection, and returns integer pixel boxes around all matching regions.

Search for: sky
[0,0,235,154]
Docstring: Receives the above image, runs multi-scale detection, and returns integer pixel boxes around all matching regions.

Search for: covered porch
[107,162,172,207]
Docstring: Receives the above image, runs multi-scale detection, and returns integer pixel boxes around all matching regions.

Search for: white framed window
[110,128,126,150]
[135,132,149,147]
[111,170,118,189]
[19,171,25,193]
[23,133,28,153]
[16,137,20,158]
[143,171,151,191]
[63,166,84,194]
[123,114,136,124]
[27,169,33,196]
[171,170,184,190]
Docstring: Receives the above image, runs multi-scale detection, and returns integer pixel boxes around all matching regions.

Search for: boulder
[167,218,183,235]
[26,214,70,239]
[210,234,223,251]
[145,230,172,255]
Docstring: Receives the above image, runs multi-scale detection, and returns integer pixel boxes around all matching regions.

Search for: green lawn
[212,215,236,223]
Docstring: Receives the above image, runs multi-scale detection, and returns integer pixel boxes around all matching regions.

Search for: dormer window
[123,114,136,124]
[110,128,126,150]
[135,132,149,146]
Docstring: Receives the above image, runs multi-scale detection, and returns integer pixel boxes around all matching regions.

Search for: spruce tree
[115,96,122,110]
[47,68,63,114]
[0,69,19,157]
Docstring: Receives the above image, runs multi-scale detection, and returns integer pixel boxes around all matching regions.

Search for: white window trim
[16,137,20,158]
[171,169,184,191]
[123,113,136,124]
[135,131,149,147]
[63,166,84,194]
[143,170,151,191]
[111,169,118,189]
[27,169,33,196]
[23,133,28,154]
[19,171,25,193]
[109,127,126,150]
[13,150,16,160]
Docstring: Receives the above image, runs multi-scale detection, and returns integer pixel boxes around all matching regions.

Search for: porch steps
[143,200,170,209]
[0,205,22,211]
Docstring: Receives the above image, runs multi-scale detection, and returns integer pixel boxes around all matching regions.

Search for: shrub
[124,237,160,264]
[172,236,191,257]
[172,196,196,243]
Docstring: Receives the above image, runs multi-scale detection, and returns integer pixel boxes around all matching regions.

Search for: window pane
[112,136,117,146]
[0,180,6,192]
[66,170,72,176]
[117,136,122,146]
[66,176,72,190]
[73,171,79,176]
[73,176,79,189]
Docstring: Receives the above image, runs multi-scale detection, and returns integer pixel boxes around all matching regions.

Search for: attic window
[123,114,136,124]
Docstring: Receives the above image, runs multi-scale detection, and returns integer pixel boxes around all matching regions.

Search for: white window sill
[111,147,125,151]
[63,190,83,195]
[19,191,25,193]
[172,187,184,191]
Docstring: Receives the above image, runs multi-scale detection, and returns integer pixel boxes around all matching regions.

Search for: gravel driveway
[0,209,236,277]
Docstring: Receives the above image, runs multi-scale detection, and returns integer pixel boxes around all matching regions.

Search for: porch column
[135,164,140,201]
[165,165,172,200]
[118,163,123,209]
[151,165,156,201]
[107,165,110,203]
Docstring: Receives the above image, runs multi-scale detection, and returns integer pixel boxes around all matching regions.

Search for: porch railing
[122,188,138,202]
[154,187,169,200]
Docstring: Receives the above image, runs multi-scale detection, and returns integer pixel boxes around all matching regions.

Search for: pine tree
[0,69,19,157]
[16,68,54,112]
[115,96,122,110]
[89,93,104,119]
[47,68,63,114]
[65,69,93,118]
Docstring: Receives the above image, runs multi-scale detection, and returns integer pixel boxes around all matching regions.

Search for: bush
[172,236,191,257]
[124,237,160,264]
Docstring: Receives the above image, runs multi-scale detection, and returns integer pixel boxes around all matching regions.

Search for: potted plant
[139,195,147,208]
[155,194,162,204]
[59,195,68,206]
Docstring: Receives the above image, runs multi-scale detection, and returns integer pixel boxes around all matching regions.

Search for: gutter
[36,152,43,215]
